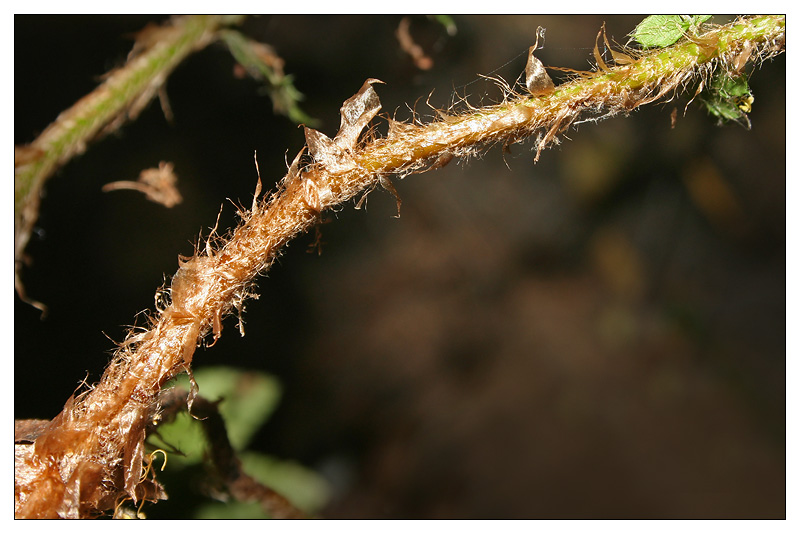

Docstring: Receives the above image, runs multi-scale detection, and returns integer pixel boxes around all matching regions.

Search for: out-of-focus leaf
[219,29,317,125]
[239,451,331,514]
[429,15,457,36]
[194,500,272,519]
[194,367,282,450]
[151,410,208,466]
[161,367,282,453]
[702,73,753,125]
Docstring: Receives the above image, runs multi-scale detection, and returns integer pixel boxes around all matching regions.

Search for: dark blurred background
[15,15,785,518]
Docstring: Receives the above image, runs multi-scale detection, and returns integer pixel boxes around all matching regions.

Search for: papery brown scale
[303,127,334,160]
[525,47,555,95]
[335,78,384,149]
[593,29,610,72]
[118,406,147,497]
[301,177,322,213]
[286,146,305,180]
[304,127,356,174]
[428,150,454,171]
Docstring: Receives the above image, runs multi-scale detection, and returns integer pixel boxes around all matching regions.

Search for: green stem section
[355,15,784,174]
[14,15,245,304]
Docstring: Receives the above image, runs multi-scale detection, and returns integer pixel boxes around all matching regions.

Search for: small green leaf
[633,15,690,48]
[704,98,744,122]
[689,15,713,26]
[715,75,751,99]
[633,15,711,48]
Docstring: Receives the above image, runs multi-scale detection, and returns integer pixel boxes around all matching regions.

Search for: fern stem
[14,15,784,518]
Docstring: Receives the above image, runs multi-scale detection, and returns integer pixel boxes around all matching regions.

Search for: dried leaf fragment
[304,127,357,174]
[335,78,384,150]
[103,161,183,208]
[14,419,51,443]
[525,30,554,95]
[304,79,384,175]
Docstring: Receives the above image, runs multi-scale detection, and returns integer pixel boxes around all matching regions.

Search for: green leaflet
[633,15,712,48]
[219,30,318,126]
[703,74,754,125]
[631,16,756,126]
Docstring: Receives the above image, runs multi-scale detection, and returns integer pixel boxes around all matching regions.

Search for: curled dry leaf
[526,28,555,95]
[304,127,357,175]
[304,78,384,176]
[335,78,385,150]
[525,47,555,95]
[102,161,183,208]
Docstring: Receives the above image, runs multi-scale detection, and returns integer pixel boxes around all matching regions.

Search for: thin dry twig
[396,17,434,70]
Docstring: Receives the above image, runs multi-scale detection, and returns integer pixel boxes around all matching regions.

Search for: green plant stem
[358,15,784,173]
[13,15,245,309]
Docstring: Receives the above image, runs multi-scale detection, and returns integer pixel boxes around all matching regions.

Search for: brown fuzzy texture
[14,16,784,518]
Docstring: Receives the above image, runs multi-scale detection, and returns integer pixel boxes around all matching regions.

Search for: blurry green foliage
[149,366,330,518]
[703,73,754,124]
[429,14,457,36]
[219,29,317,126]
